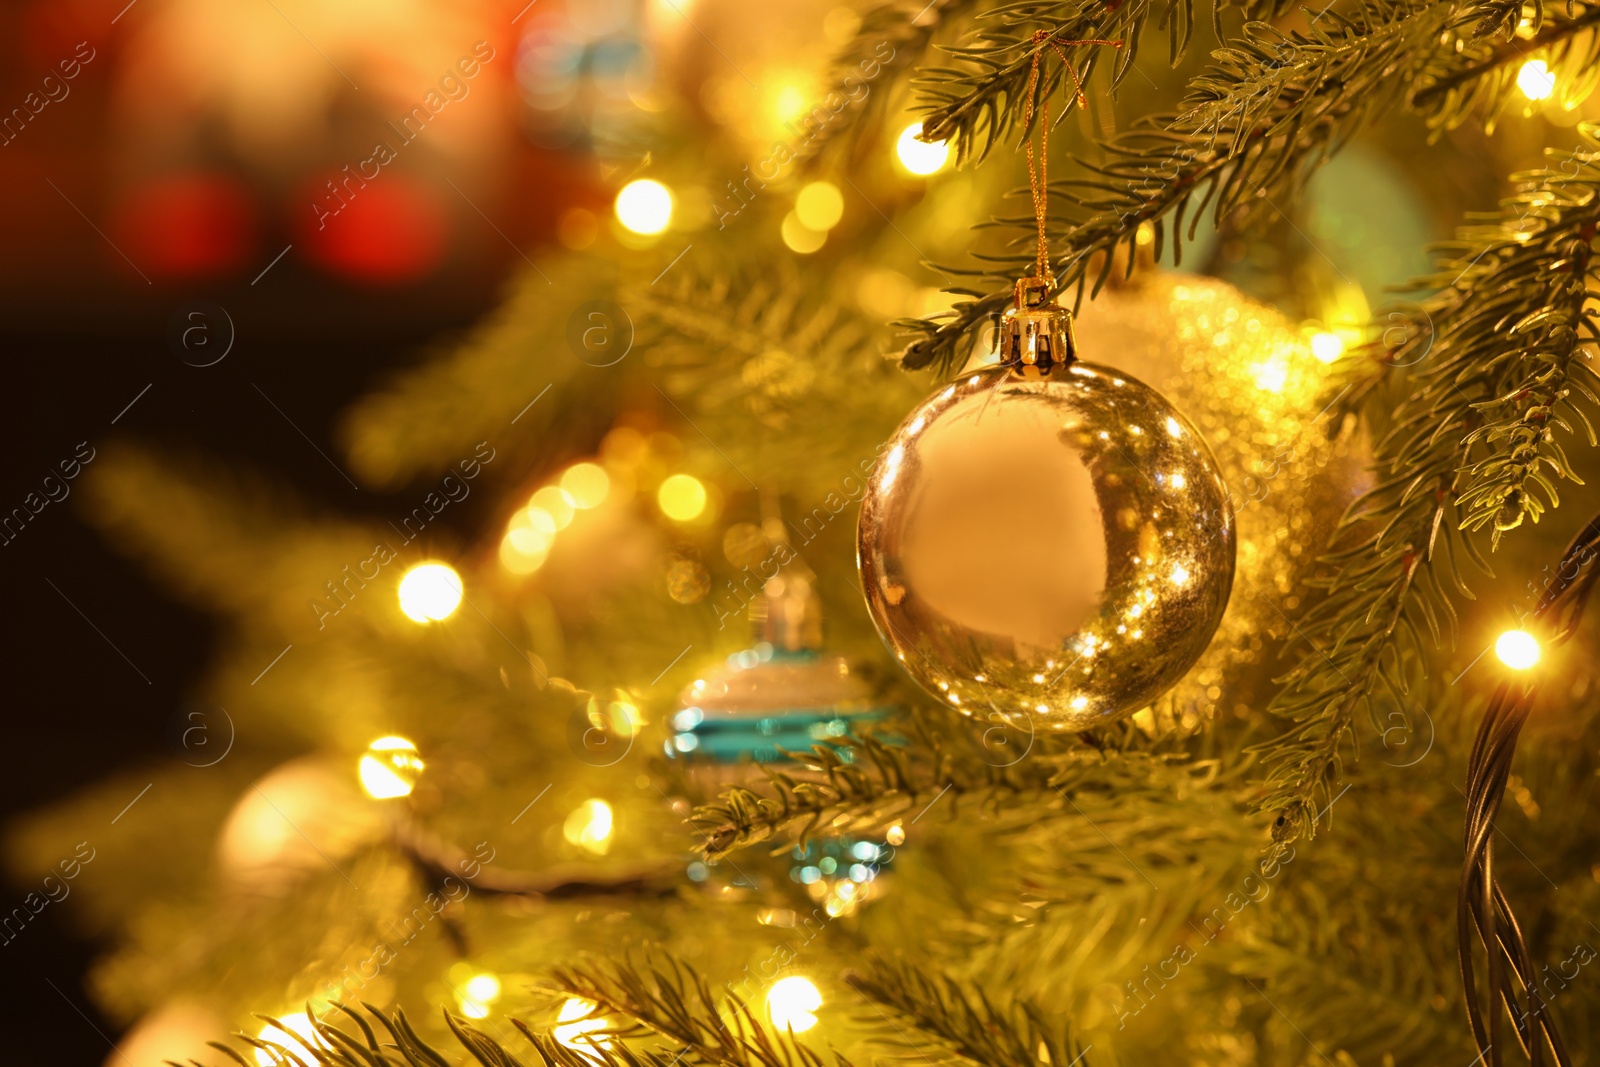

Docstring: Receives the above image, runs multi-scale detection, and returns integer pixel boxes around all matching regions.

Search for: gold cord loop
[1020,30,1123,284]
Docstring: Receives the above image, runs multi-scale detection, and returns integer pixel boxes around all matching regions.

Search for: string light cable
[1458,512,1600,1067]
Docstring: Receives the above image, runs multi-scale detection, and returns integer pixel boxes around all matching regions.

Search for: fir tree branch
[687,724,1229,865]
[1258,134,1600,847]
[903,0,1454,371]
[800,0,985,164]
[545,954,854,1067]
[1447,200,1600,543]
[900,3,1600,375]
[1410,6,1600,114]
[845,954,1088,1067]
[206,1002,690,1067]
[618,269,929,495]
[917,0,1299,162]
[685,730,1069,860]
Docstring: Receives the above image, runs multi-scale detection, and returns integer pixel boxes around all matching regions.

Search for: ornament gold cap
[999,274,1076,373]
[747,499,824,652]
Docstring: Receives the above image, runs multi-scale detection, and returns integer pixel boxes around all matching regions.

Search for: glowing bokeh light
[458,972,502,1019]
[772,84,808,123]
[1310,331,1345,364]
[1250,359,1289,393]
[1495,629,1541,670]
[531,486,576,530]
[658,474,708,522]
[398,562,463,623]
[615,179,674,235]
[794,181,844,230]
[895,123,950,176]
[781,212,827,254]
[766,976,822,1032]
[563,799,614,854]
[561,463,611,508]
[254,1014,321,1066]
[1518,59,1556,101]
[554,998,611,1060]
[358,736,424,799]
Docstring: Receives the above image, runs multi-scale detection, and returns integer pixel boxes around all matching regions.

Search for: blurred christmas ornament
[517,0,651,150]
[861,47,1242,734]
[859,275,1235,732]
[297,172,450,285]
[497,443,666,624]
[109,171,260,280]
[668,531,891,768]
[669,508,896,913]
[1063,260,1369,727]
[216,758,383,898]
[114,1001,227,1067]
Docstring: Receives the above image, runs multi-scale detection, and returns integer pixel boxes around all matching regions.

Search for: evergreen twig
[903,0,1453,372]
[685,730,1072,860]
[900,2,1600,375]
[1258,133,1600,847]
[846,954,1088,1067]
[917,0,1299,162]
[545,953,852,1067]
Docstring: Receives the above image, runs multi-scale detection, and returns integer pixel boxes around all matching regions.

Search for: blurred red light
[296,173,450,286]
[110,172,259,280]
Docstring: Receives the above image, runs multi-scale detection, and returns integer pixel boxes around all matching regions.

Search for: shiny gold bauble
[857,362,1235,732]
[216,758,382,898]
[1066,271,1370,728]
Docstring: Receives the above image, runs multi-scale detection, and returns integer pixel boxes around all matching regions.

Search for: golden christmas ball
[1065,270,1369,727]
[216,758,383,898]
[858,350,1235,732]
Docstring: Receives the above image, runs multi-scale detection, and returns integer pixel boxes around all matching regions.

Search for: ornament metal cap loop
[999,274,1076,374]
[747,496,824,652]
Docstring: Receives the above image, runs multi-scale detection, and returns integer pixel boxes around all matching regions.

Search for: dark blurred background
[0,0,615,1058]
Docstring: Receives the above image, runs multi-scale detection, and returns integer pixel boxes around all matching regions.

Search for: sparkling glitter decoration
[1071,272,1369,731]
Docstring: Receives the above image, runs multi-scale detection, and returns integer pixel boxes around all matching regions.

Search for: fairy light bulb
[254,1014,320,1066]
[457,972,502,1019]
[1309,331,1345,363]
[561,463,611,508]
[358,736,424,799]
[766,976,822,1032]
[895,123,950,176]
[781,212,827,254]
[657,474,708,522]
[554,998,611,1060]
[563,799,614,854]
[1517,59,1556,101]
[615,179,674,234]
[398,562,463,623]
[1495,629,1541,670]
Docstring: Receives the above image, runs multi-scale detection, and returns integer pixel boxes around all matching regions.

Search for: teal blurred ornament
[667,517,900,913]
[667,533,894,767]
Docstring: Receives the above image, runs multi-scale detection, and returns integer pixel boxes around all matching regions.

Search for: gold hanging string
[1020,29,1122,283]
